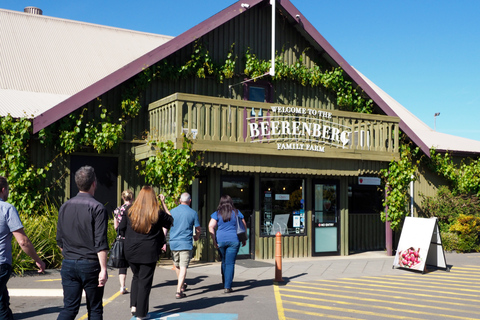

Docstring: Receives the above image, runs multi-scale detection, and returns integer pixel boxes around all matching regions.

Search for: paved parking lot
[9,251,480,320]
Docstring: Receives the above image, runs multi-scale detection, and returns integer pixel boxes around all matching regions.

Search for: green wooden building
[2,0,480,261]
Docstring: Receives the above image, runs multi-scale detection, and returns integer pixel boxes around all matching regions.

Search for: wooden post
[385,186,393,256]
[275,232,283,282]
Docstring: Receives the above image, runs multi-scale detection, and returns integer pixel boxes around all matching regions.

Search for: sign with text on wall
[393,217,448,272]
[247,106,353,154]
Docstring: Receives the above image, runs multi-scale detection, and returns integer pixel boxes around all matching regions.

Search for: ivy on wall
[429,149,480,196]
[138,136,202,208]
[380,140,422,230]
[3,41,382,211]
[0,115,52,212]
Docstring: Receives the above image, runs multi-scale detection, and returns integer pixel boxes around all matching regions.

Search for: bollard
[274,231,283,282]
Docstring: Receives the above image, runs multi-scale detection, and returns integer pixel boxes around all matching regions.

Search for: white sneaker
[131,306,136,315]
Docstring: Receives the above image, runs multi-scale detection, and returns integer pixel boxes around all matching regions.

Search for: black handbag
[236,213,247,242]
[107,235,128,268]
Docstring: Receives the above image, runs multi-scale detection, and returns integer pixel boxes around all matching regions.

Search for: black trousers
[128,261,156,318]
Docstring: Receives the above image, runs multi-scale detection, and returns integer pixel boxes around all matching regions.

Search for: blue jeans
[217,241,241,289]
[58,259,104,320]
[0,264,13,320]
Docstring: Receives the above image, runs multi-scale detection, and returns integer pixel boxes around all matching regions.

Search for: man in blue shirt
[0,176,45,319]
[169,192,200,299]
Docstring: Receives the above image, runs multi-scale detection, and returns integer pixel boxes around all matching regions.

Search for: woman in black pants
[118,186,173,319]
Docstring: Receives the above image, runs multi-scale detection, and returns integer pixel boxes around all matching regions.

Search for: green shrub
[12,201,117,275]
[449,214,480,252]
[12,203,62,274]
[440,232,459,252]
[420,186,480,233]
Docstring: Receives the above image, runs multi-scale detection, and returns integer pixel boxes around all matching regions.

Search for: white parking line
[9,289,85,297]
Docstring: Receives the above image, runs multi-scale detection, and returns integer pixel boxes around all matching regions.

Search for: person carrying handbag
[113,190,133,294]
[208,195,247,293]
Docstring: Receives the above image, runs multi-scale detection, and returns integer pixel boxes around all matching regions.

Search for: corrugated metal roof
[0,8,172,118]
[355,68,480,154]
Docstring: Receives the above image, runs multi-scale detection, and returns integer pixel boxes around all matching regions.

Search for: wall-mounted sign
[275,194,290,201]
[358,177,381,185]
[247,106,352,154]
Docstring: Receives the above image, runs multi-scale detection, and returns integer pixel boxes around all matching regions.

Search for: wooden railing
[141,93,400,161]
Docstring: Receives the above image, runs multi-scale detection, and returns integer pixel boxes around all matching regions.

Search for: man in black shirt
[56,166,109,320]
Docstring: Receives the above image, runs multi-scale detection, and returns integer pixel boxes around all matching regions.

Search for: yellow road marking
[37,279,61,282]
[284,307,366,320]
[283,300,425,320]
[291,281,480,303]
[358,275,480,289]
[283,284,480,309]
[78,289,122,320]
[332,278,480,296]
[274,283,286,320]
[279,287,480,315]
[36,275,116,282]
[380,274,480,286]
[282,295,475,319]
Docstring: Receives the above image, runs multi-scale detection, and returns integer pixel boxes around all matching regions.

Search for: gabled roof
[356,69,480,155]
[0,8,172,118]
[3,1,478,156]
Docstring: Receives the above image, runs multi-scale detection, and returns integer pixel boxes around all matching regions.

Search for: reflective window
[260,178,305,236]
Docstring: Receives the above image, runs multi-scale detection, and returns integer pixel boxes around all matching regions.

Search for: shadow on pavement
[14,306,63,319]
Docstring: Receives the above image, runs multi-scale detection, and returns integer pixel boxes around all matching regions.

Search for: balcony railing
[138,93,399,161]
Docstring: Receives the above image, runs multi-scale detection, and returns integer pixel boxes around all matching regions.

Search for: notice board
[393,217,448,272]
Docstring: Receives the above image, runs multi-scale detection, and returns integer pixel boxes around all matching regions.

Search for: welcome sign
[246,106,352,153]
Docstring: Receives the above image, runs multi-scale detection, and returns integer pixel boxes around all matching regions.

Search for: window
[260,178,305,236]
[348,185,383,214]
[244,80,272,103]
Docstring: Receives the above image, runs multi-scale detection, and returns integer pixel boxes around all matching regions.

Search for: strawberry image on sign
[398,247,421,269]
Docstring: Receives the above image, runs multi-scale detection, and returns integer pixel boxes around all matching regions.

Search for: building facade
[6,0,480,262]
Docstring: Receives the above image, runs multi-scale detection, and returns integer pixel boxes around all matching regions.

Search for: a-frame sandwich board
[393,217,448,273]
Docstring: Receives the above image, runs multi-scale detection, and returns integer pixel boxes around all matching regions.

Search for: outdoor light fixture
[434,112,441,131]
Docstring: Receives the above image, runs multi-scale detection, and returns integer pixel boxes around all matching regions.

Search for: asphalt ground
[8,251,480,320]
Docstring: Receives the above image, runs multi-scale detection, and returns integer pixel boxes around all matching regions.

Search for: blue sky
[3,0,479,141]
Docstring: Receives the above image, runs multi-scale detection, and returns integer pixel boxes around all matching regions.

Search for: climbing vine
[0,115,52,213]
[380,140,422,230]
[244,49,373,113]
[429,149,480,196]
[138,136,202,208]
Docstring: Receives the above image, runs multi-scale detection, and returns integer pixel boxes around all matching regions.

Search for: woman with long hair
[118,186,173,320]
[208,195,247,293]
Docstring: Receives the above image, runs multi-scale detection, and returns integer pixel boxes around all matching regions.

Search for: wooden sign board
[393,217,448,272]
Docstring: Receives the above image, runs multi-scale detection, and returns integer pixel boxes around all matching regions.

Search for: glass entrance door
[312,181,340,255]
[221,176,253,258]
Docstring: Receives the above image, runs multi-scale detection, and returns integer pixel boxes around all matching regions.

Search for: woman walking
[208,195,247,293]
[113,189,133,294]
[118,186,173,320]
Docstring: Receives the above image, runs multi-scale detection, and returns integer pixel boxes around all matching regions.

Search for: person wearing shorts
[169,193,200,299]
